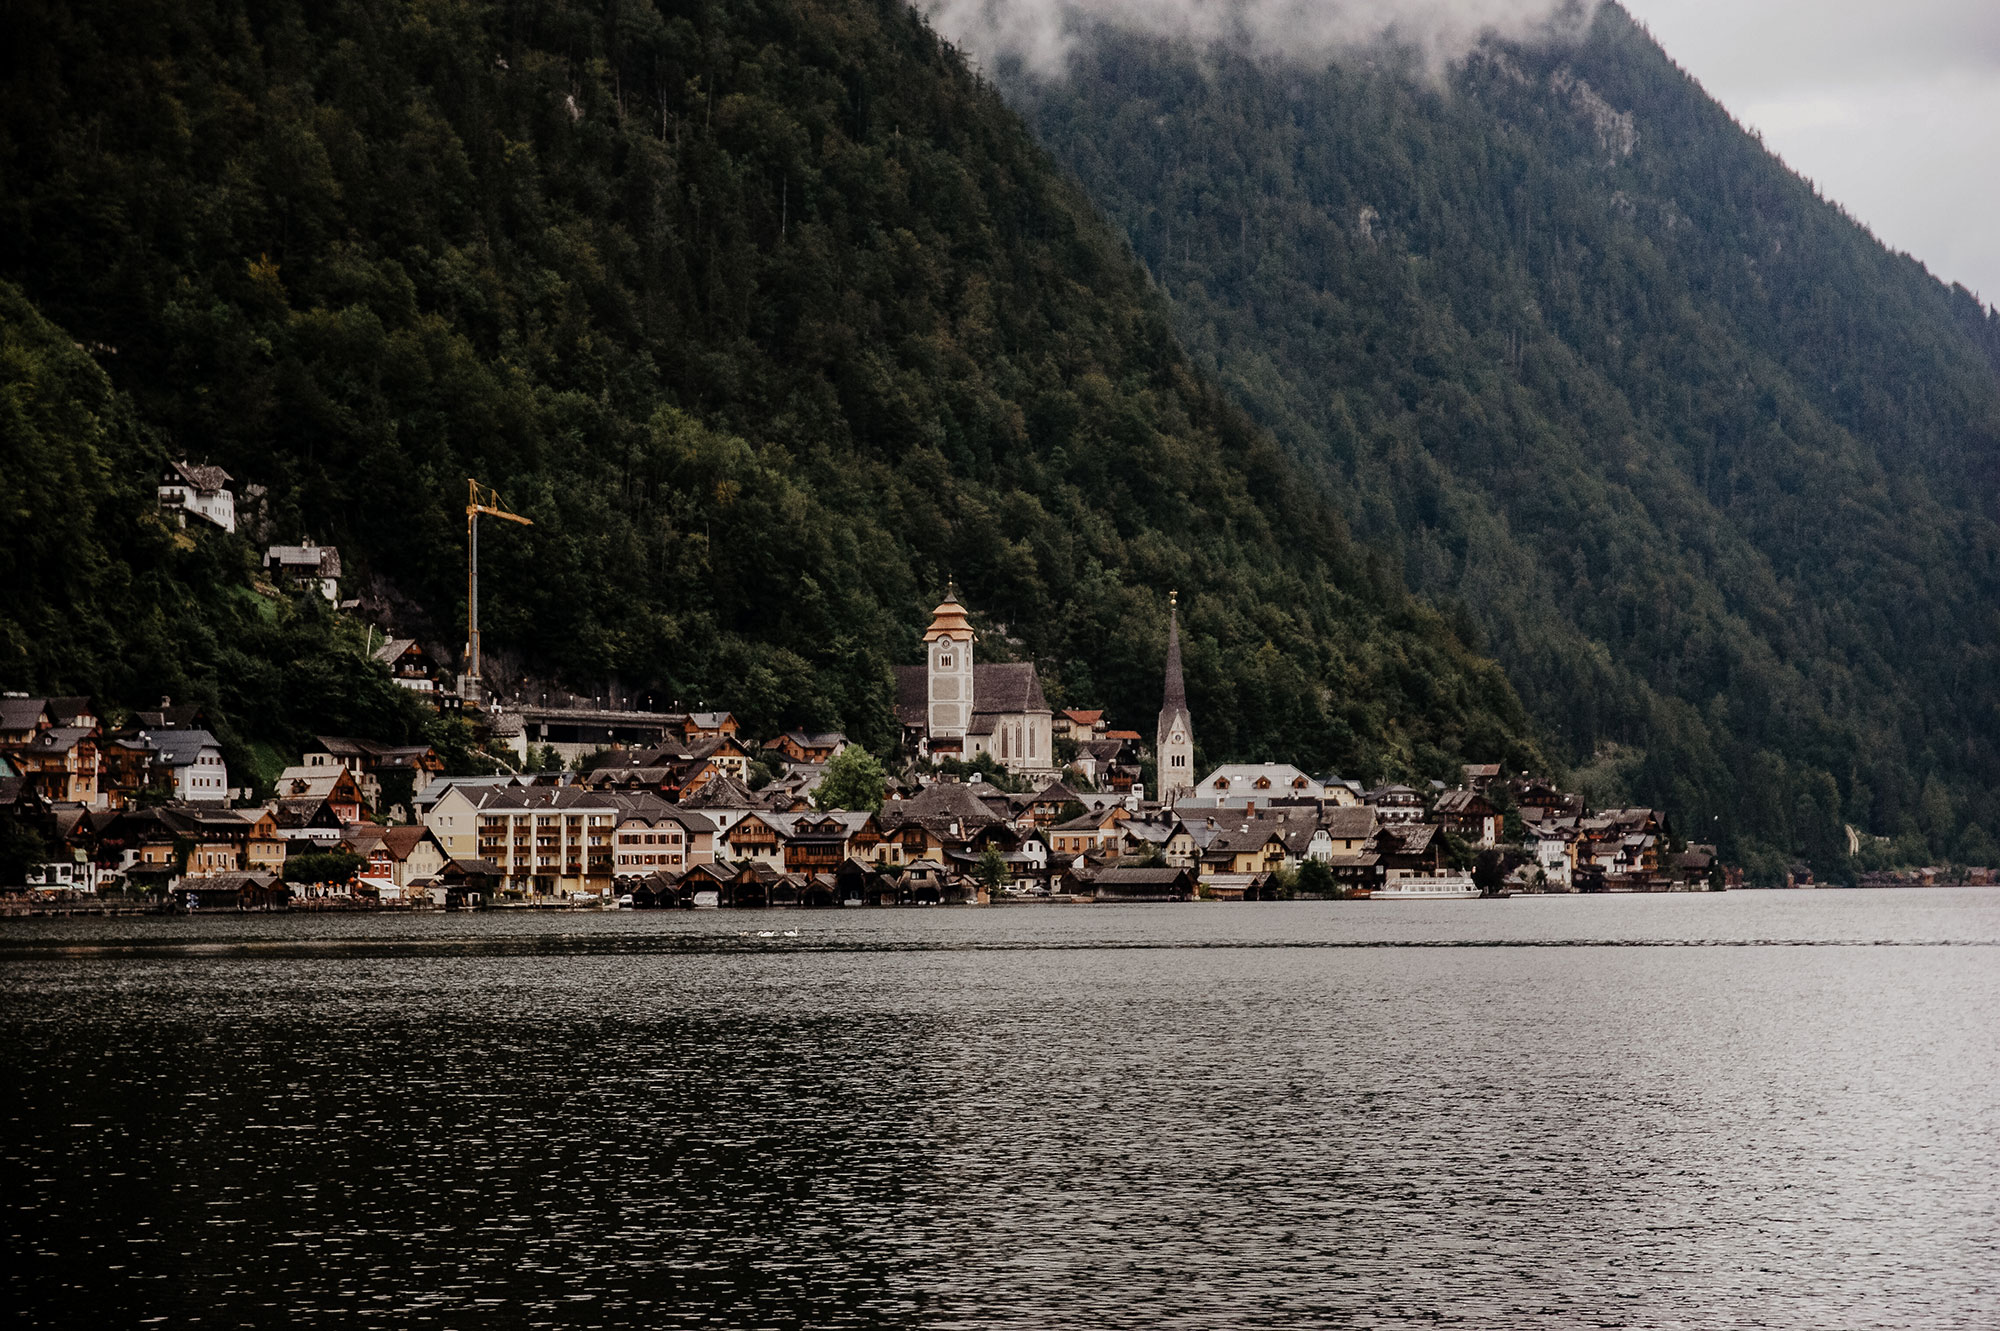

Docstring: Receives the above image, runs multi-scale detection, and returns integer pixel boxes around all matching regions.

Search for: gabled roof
[166,460,232,492]
[44,697,95,725]
[778,729,847,749]
[1372,823,1438,855]
[892,660,1051,727]
[372,638,419,665]
[0,698,53,732]
[881,781,1001,835]
[23,726,95,755]
[1320,806,1377,838]
[1031,779,1082,806]
[133,703,209,730]
[971,662,1048,715]
[376,825,439,861]
[266,544,342,577]
[681,774,768,810]
[1204,818,1291,854]
[147,728,221,767]
[1198,763,1311,792]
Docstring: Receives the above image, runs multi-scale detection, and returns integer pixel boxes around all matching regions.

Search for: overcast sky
[1617,0,2000,305]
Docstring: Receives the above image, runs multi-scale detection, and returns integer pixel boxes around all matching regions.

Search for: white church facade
[894,588,1056,777]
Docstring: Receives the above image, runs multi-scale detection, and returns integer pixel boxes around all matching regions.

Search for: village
[0,464,1757,911]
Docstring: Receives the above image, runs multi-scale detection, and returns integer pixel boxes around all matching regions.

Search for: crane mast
[463,478,533,706]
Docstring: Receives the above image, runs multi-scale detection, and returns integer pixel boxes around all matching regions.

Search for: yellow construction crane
[463,478,532,705]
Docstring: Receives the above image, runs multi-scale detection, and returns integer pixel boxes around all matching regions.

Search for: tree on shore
[816,746,886,813]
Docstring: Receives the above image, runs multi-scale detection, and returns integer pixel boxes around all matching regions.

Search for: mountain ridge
[1002,2,2000,875]
[0,0,1542,787]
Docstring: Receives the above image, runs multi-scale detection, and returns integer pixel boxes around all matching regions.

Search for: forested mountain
[1005,4,2000,876]
[0,0,1541,785]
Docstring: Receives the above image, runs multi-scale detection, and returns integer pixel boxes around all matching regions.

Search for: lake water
[4,890,1997,1328]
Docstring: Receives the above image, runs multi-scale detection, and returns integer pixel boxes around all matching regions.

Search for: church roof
[971,663,1047,715]
[893,666,928,727]
[892,662,1050,728]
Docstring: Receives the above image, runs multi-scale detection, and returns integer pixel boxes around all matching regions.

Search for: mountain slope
[0,0,1541,781]
[1005,4,2000,874]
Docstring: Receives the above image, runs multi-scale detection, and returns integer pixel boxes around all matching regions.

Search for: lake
[4,890,1997,1327]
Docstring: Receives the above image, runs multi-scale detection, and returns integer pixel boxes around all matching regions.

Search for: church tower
[924,584,975,741]
[1156,592,1195,805]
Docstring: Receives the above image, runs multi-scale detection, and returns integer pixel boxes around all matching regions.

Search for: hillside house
[265,543,343,601]
[159,461,236,533]
[772,730,847,766]
[1431,789,1501,847]
[373,638,454,702]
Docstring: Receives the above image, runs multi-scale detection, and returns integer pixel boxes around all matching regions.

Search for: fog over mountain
[923,0,1600,75]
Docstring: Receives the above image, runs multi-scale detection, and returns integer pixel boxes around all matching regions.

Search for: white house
[159,462,236,533]
[1531,823,1579,890]
[1185,763,1320,807]
[265,543,342,601]
[146,728,230,803]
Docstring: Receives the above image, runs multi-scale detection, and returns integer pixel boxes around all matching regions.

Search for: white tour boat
[1371,875,1480,900]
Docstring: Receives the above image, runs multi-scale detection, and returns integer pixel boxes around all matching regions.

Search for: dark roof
[681,774,767,809]
[882,782,1001,835]
[779,729,847,748]
[44,697,94,724]
[1093,867,1194,886]
[1205,818,1290,854]
[167,460,232,491]
[890,663,1049,728]
[892,666,928,728]
[147,729,220,767]
[1320,806,1377,839]
[25,726,94,755]
[1432,789,1494,816]
[0,698,52,732]
[134,704,208,729]
[1373,823,1438,855]
[376,825,437,861]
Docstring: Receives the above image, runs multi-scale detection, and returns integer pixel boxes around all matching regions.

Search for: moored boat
[1370,876,1479,900]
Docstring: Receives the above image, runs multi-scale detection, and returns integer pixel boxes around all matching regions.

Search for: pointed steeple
[1161,591,1186,716]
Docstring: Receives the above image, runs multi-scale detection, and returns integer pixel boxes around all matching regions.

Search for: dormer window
[1255,777,1271,790]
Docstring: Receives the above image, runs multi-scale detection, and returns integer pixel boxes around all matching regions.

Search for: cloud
[921,0,1603,78]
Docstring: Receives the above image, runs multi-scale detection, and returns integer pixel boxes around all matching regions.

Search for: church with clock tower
[894,587,1055,777]
[1156,592,1195,806]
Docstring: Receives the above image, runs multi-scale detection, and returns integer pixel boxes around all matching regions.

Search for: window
[939,652,952,668]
